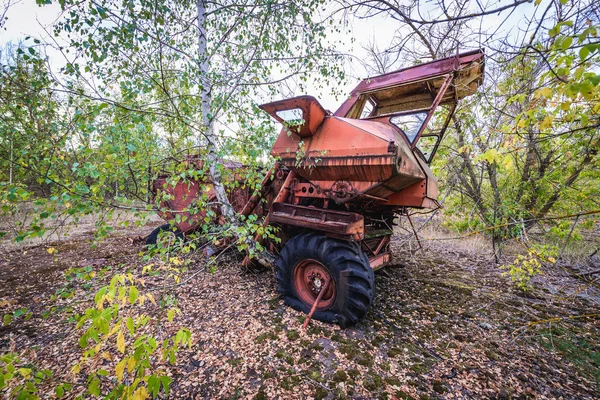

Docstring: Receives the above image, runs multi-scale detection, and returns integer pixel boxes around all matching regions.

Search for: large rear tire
[276,233,375,328]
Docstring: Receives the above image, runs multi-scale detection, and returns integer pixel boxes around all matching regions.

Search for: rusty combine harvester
[148,50,485,327]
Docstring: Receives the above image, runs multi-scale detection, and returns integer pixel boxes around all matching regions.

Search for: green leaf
[128,286,139,305]
[160,376,173,396]
[579,46,590,61]
[561,36,573,51]
[126,317,135,335]
[147,375,160,397]
[88,377,100,396]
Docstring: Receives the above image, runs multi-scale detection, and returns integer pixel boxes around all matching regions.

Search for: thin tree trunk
[197,0,236,221]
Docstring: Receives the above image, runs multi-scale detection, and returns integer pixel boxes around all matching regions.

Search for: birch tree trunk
[196,0,237,222]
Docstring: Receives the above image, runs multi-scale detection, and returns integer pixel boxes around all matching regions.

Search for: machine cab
[334,50,485,163]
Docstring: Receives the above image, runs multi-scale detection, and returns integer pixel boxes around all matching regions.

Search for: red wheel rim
[293,259,336,310]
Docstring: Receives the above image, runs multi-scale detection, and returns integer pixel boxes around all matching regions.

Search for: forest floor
[1,220,599,399]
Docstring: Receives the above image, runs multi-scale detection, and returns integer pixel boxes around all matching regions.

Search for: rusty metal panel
[334,50,484,118]
[369,253,392,270]
[270,203,364,240]
[350,50,484,97]
[383,180,427,207]
[259,95,327,138]
[152,164,253,233]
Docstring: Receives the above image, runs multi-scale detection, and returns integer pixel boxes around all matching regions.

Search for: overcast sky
[1,0,540,111]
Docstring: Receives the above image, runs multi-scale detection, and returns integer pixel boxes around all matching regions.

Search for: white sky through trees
[2,0,541,111]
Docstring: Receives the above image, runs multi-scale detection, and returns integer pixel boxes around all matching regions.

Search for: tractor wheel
[276,233,375,328]
[145,224,185,247]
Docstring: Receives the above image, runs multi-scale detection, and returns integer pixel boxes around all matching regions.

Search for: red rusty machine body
[149,50,485,327]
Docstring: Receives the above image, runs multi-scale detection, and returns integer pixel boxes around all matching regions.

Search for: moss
[347,369,360,379]
[332,370,348,383]
[334,389,348,400]
[331,333,349,344]
[311,342,324,352]
[432,380,446,394]
[409,363,430,374]
[274,350,294,365]
[387,347,403,358]
[227,358,243,366]
[385,376,401,386]
[254,386,267,400]
[297,349,315,365]
[287,329,300,341]
[267,297,280,310]
[373,374,384,387]
[308,325,326,336]
[371,335,385,347]
[395,390,416,400]
[440,279,476,295]
[485,349,501,361]
[380,362,391,372]
[357,355,373,367]
[339,344,373,367]
[254,332,278,344]
[275,350,286,359]
[364,373,384,392]
[279,375,301,390]
[314,387,328,399]
[537,326,600,384]
[310,370,324,382]
[262,370,275,379]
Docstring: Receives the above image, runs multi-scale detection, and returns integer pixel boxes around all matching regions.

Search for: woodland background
[0,0,599,398]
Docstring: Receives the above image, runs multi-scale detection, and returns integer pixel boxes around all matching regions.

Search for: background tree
[1,0,346,244]
[341,0,600,261]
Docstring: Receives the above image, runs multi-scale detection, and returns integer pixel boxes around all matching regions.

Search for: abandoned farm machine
[147,50,485,327]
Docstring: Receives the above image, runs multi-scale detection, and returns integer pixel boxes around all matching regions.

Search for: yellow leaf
[548,257,556,263]
[143,264,154,273]
[101,352,112,360]
[534,87,552,99]
[502,156,514,170]
[540,115,554,130]
[146,293,156,305]
[138,295,145,306]
[115,359,127,382]
[117,331,125,354]
[127,356,136,373]
[71,363,81,374]
[18,368,31,378]
[107,321,121,337]
[132,387,149,400]
[47,247,56,254]
[170,257,182,266]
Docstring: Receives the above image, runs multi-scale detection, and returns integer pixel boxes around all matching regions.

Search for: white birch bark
[197,0,236,221]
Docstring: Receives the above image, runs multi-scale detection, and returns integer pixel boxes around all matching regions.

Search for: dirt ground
[1,221,599,399]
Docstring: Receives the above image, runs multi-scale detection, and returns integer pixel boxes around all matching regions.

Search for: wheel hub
[293,259,335,309]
